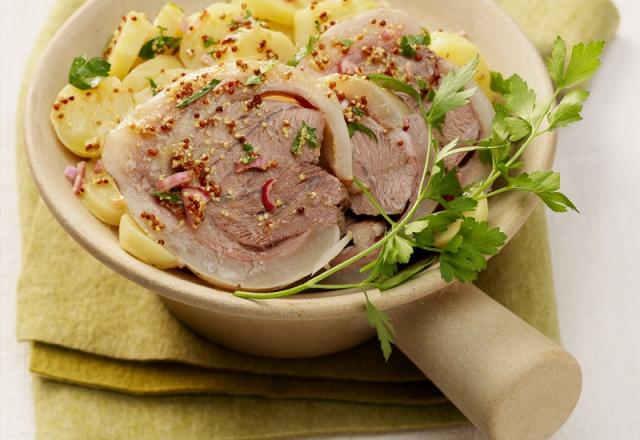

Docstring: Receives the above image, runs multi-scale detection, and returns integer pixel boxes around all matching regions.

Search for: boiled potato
[430,31,496,102]
[434,197,489,248]
[51,76,134,158]
[122,55,184,92]
[132,67,189,105]
[179,3,242,69]
[80,160,126,226]
[107,12,156,79]
[230,0,311,26]
[222,27,296,62]
[294,0,381,47]
[119,213,179,269]
[153,2,185,37]
[264,20,295,42]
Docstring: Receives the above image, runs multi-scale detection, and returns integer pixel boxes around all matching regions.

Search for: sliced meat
[349,116,418,215]
[103,62,352,291]
[325,219,386,284]
[212,163,348,250]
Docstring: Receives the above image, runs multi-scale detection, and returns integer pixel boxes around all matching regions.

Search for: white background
[1,0,639,439]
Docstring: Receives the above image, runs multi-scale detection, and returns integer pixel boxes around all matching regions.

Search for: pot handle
[387,282,582,440]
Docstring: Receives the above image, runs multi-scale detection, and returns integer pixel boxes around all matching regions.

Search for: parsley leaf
[364,293,395,361]
[424,162,463,204]
[139,30,182,60]
[240,143,257,164]
[347,121,377,141]
[292,122,320,155]
[550,40,605,90]
[490,71,510,95]
[147,77,159,95]
[500,170,578,213]
[439,217,506,282]
[176,78,221,109]
[153,191,183,205]
[245,59,278,85]
[547,89,589,130]
[428,56,479,126]
[368,74,421,102]
[203,36,219,48]
[504,74,539,125]
[68,55,111,90]
[340,39,354,48]
[287,35,319,67]
[400,32,431,58]
[405,210,462,249]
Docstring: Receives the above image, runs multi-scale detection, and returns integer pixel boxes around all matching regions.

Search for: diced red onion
[180,17,189,34]
[381,29,396,42]
[157,171,194,192]
[235,156,269,174]
[72,161,87,195]
[261,178,277,212]
[405,61,415,82]
[200,53,215,66]
[93,159,105,174]
[64,165,78,182]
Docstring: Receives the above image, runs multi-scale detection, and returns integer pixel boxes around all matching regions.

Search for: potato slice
[131,67,190,105]
[230,0,311,26]
[179,3,242,69]
[119,213,179,269]
[80,160,127,226]
[153,2,185,37]
[264,20,295,42]
[106,12,156,79]
[430,31,496,102]
[122,55,184,93]
[434,197,489,248]
[294,0,382,47]
[51,77,134,158]
[222,27,296,62]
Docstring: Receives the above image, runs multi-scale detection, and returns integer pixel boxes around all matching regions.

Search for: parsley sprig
[234,37,604,359]
[68,55,111,90]
[176,78,221,109]
[139,27,182,60]
[287,35,319,67]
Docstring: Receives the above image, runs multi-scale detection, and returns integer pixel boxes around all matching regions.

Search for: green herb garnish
[176,79,221,109]
[153,191,183,205]
[292,122,320,155]
[240,143,257,164]
[139,27,182,60]
[203,36,219,48]
[364,292,395,361]
[340,39,354,48]
[68,55,110,90]
[347,122,377,141]
[147,77,159,95]
[245,59,278,85]
[400,31,431,58]
[287,35,319,67]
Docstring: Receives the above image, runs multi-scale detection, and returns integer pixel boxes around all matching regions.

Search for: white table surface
[1,1,639,439]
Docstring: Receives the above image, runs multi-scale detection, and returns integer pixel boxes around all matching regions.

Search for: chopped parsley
[245,59,278,85]
[147,77,159,95]
[400,31,431,58]
[291,122,320,155]
[68,55,110,90]
[287,35,319,67]
[139,27,182,60]
[176,79,221,109]
[240,143,257,164]
[347,121,377,141]
[152,191,183,205]
[340,39,354,48]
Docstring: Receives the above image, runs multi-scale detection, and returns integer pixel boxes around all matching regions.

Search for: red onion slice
[72,161,87,195]
[157,171,194,192]
[261,178,277,212]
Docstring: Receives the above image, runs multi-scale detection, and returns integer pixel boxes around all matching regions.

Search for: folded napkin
[16,0,618,438]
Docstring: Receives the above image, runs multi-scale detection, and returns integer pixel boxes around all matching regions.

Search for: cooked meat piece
[325,219,387,284]
[349,116,418,215]
[212,163,349,250]
[103,63,352,291]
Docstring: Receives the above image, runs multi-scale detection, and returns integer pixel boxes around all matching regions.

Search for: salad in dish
[51,0,603,353]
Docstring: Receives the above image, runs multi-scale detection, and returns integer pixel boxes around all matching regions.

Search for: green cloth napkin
[16,0,618,438]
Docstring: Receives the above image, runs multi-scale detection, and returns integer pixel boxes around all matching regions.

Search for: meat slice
[103,62,352,291]
[212,163,349,250]
[349,116,418,215]
[325,219,387,284]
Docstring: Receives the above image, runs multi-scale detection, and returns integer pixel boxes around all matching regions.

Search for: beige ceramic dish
[25,0,582,438]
